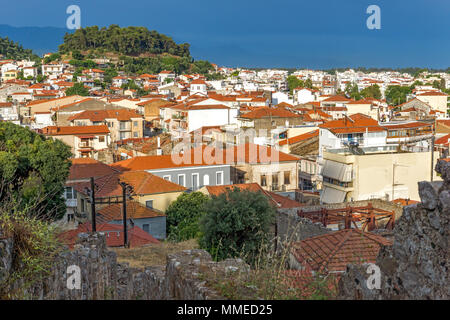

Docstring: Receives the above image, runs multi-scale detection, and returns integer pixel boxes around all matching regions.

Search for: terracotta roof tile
[291,229,392,273]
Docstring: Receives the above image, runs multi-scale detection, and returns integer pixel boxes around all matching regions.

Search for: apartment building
[42,125,111,158]
[320,146,440,203]
[67,109,144,142]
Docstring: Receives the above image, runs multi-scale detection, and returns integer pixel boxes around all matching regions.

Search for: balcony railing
[65,198,77,207]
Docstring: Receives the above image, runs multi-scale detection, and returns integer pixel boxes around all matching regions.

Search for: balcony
[119,123,131,131]
[78,142,93,148]
[340,138,365,148]
[65,198,77,207]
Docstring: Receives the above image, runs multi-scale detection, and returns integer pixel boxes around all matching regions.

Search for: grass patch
[112,239,199,268]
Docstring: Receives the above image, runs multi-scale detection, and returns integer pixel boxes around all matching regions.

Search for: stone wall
[0,233,248,300]
[337,159,450,300]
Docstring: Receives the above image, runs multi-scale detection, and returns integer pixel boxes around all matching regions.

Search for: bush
[166,192,209,242]
[199,188,276,265]
[0,207,62,299]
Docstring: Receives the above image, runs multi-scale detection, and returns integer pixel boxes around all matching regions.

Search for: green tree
[304,78,313,89]
[166,192,209,242]
[199,188,276,265]
[66,82,89,96]
[286,75,304,94]
[385,85,412,106]
[360,84,382,100]
[345,82,361,100]
[0,122,72,220]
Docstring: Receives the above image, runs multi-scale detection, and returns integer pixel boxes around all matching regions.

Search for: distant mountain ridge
[0,24,70,56]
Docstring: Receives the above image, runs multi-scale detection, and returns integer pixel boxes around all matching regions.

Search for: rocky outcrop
[338,159,450,300]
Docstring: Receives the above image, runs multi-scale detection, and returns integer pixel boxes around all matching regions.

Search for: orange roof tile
[279,130,319,146]
[42,125,110,136]
[67,109,142,122]
[290,229,392,273]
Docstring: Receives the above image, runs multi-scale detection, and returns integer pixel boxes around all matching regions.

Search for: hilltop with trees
[0,36,40,61]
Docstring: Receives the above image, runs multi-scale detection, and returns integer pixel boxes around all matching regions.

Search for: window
[178,174,185,187]
[65,187,76,199]
[99,136,105,143]
[133,132,138,138]
[133,121,138,127]
[260,174,267,187]
[216,171,223,185]
[142,224,150,233]
[203,174,210,186]
[192,173,199,190]
[284,171,290,185]
[272,172,279,187]
[163,175,171,181]
[145,200,153,209]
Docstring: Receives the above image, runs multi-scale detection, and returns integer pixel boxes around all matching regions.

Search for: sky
[0,0,449,69]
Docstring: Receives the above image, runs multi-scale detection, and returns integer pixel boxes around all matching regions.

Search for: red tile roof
[58,222,160,248]
[67,109,142,122]
[67,158,121,181]
[319,113,384,134]
[279,130,319,146]
[111,143,299,171]
[239,107,301,120]
[416,91,447,96]
[72,170,186,198]
[42,125,110,136]
[97,200,165,223]
[290,228,392,273]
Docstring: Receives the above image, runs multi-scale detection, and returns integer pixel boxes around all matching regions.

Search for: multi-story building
[67,109,144,142]
[320,146,440,203]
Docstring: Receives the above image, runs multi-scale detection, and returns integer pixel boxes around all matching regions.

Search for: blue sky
[1,0,449,68]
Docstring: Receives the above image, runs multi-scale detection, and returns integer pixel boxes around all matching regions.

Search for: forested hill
[0,36,39,61]
[58,25,191,58]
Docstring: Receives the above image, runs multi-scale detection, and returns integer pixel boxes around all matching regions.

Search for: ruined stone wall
[0,233,247,300]
[338,159,450,300]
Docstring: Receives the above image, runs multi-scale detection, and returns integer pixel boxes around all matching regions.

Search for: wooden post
[90,177,96,232]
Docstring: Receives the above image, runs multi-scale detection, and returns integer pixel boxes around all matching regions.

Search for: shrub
[199,187,276,265]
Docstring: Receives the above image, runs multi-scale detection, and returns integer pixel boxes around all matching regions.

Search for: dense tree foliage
[199,188,275,265]
[345,82,362,100]
[0,122,72,220]
[66,83,89,96]
[287,75,304,93]
[166,192,209,242]
[385,85,413,106]
[121,55,192,75]
[0,36,39,61]
[59,25,191,57]
[360,84,382,100]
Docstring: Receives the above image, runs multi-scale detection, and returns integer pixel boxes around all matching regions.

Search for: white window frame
[203,174,210,186]
[163,175,171,182]
[177,174,186,187]
[216,171,224,185]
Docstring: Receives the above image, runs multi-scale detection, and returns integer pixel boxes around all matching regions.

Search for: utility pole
[119,181,134,248]
[430,135,435,182]
[85,177,97,232]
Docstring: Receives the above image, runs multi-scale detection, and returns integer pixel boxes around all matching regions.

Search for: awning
[320,186,347,204]
[322,160,352,182]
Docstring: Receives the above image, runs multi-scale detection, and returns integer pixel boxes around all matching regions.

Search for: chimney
[156,136,162,155]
